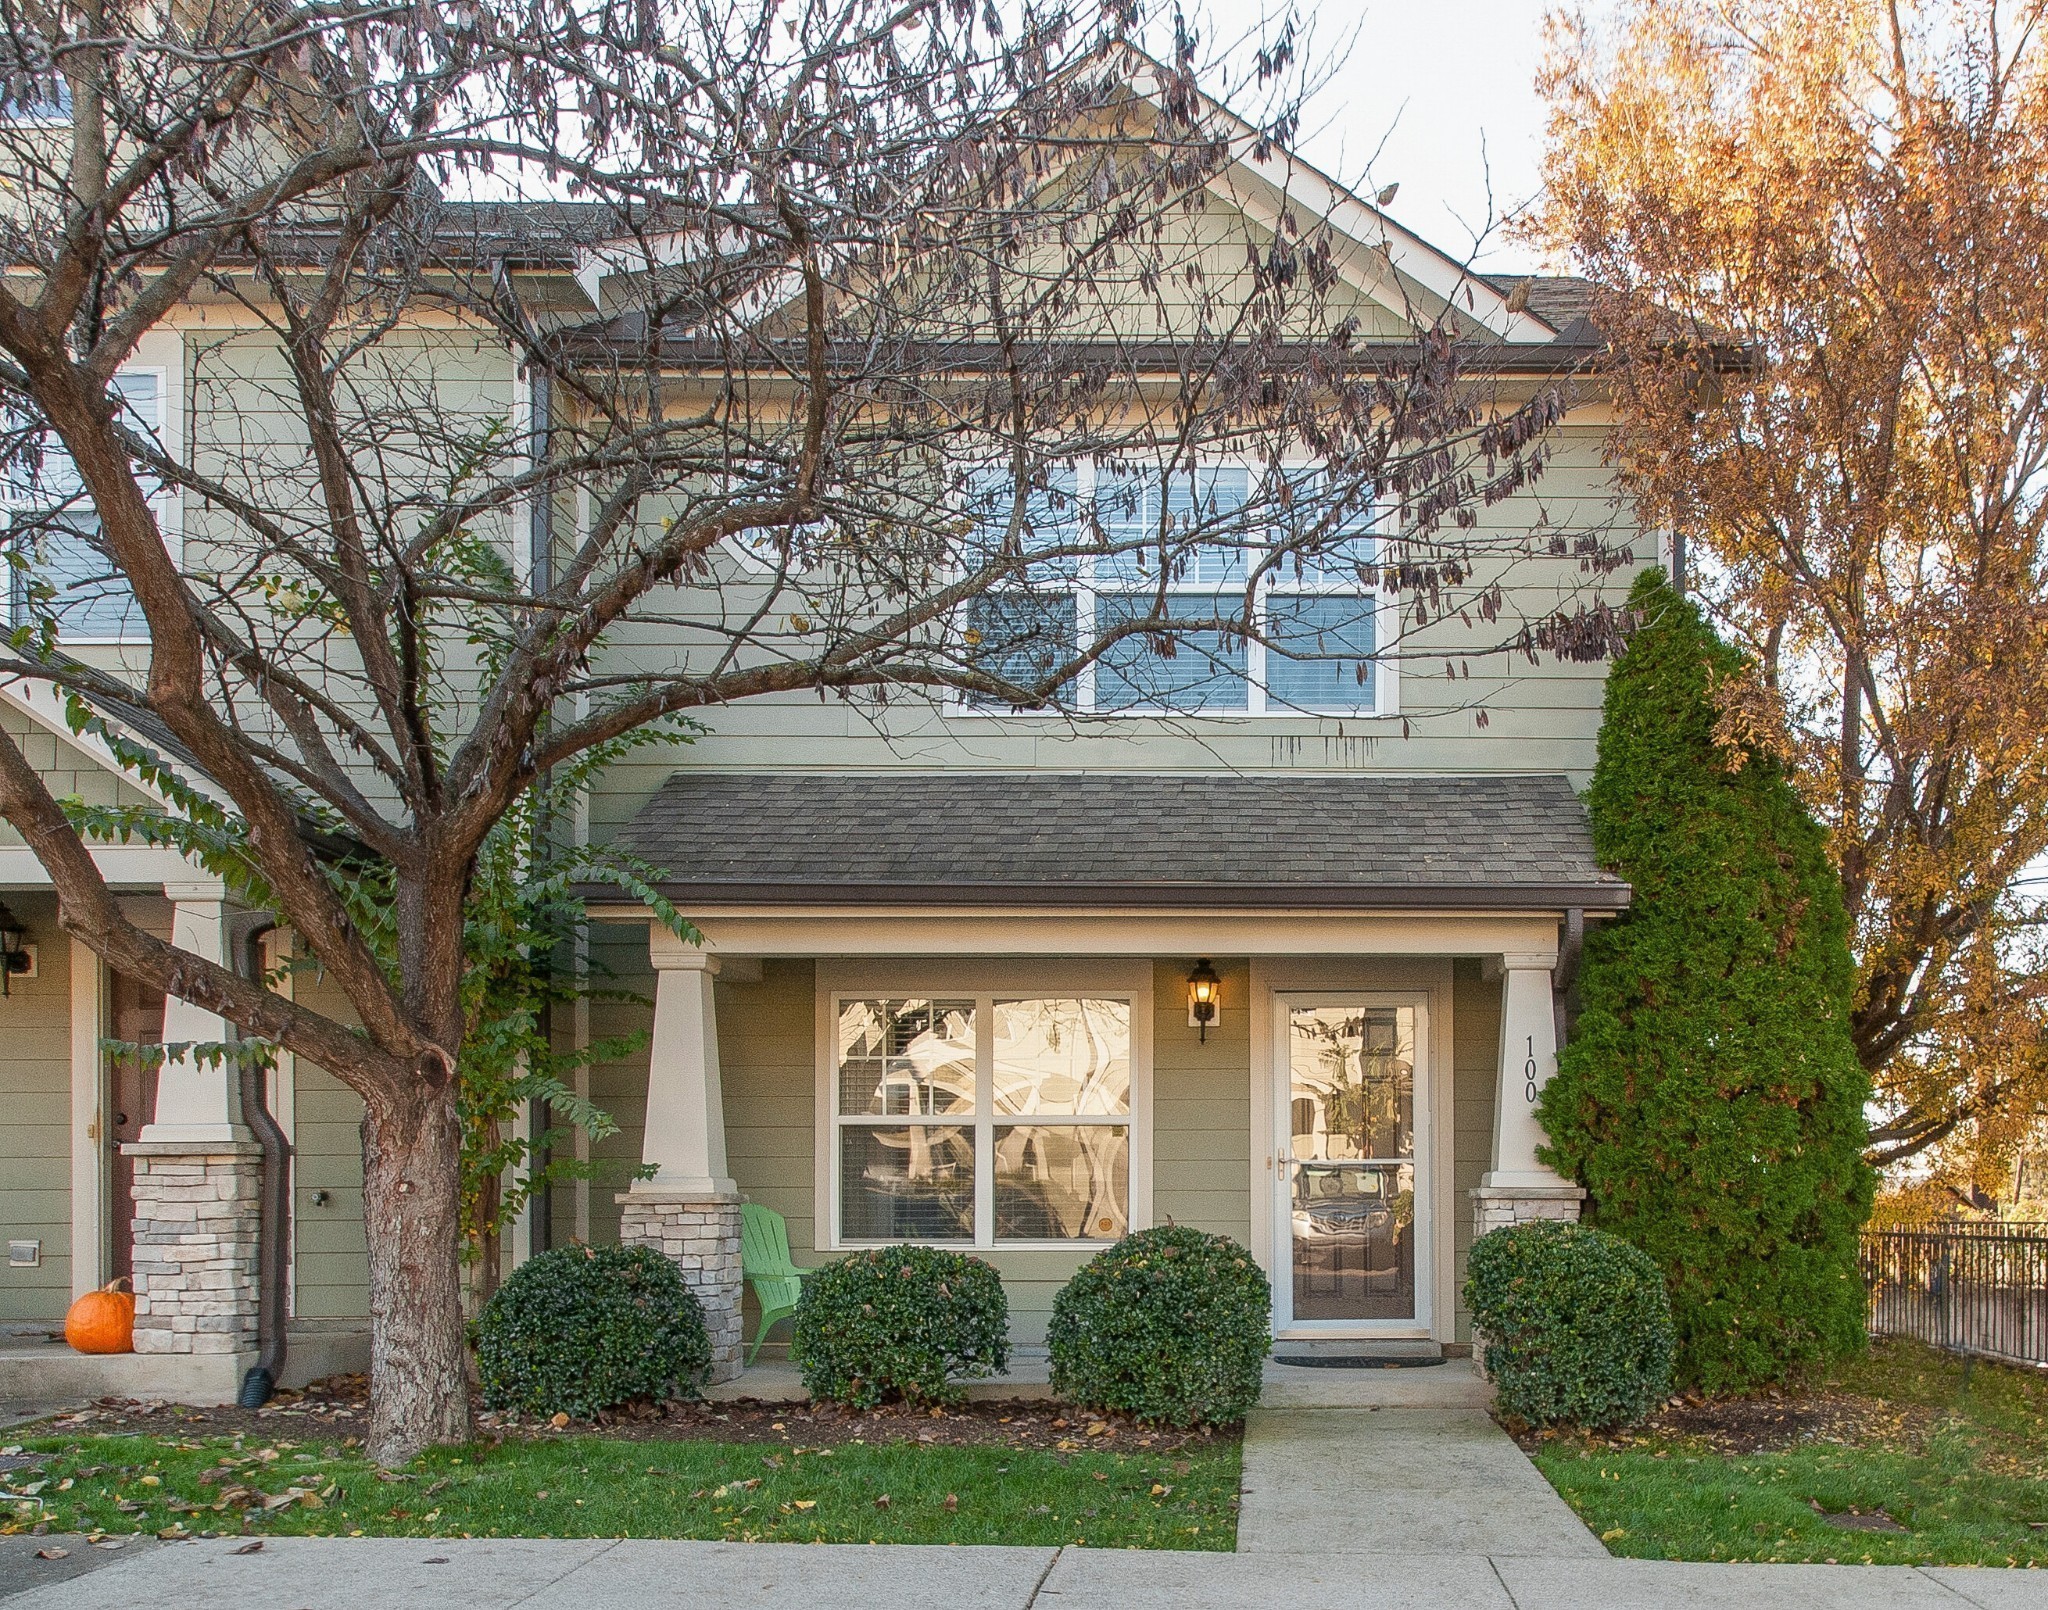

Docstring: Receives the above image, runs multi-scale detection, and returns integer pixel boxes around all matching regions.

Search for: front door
[1274,996,1429,1333]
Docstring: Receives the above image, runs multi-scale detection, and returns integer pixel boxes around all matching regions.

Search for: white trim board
[592,905,1563,963]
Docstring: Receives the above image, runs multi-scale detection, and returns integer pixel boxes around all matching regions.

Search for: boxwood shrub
[1464,1220,1673,1429]
[791,1245,1009,1407]
[1047,1225,1270,1426]
[474,1243,710,1419]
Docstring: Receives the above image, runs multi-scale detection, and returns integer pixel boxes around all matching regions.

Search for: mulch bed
[1504,1387,1939,1456]
[27,1377,1233,1457]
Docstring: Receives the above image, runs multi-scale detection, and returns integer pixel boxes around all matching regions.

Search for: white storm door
[1273,995,1431,1334]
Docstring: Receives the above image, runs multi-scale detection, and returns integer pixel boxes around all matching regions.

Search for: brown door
[106,971,165,1284]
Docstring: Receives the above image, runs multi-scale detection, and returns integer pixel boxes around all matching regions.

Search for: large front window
[834,993,1133,1246]
[961,461,1384,714]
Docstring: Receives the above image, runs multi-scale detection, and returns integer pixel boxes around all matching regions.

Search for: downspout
[1552,907,1586,1054]
[528,364,556,1256]
[230,914,288,1408]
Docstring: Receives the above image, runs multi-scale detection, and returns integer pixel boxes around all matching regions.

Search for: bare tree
[0,0,1622,1462]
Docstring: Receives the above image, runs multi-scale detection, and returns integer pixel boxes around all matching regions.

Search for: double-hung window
[961,460,1388,715]
[5,369,171,642]
[832,989,1138,1247]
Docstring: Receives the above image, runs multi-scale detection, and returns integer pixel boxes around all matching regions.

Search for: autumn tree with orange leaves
[1536,0,2048,1199]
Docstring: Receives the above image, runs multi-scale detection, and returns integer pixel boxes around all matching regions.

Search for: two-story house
[0,77,1646,1401]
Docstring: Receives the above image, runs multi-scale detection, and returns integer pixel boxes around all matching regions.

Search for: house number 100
[1524,1035,1539,1105]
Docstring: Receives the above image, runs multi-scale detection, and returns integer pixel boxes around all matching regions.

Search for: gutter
[1553,906,1587,1050]
[574,879,1633,913]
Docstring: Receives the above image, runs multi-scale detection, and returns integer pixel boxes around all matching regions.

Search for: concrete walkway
[1235,1359,1603,1558]
[1237,1406,1605,1557]
[5,1535,2047,1609]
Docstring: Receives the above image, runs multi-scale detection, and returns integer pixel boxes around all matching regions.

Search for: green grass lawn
[1,1427,1239,1549]
[1531,1340,2048,1565]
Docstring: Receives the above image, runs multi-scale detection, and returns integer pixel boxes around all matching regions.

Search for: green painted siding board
[0,895,74,1322]
[1450,958,1502,1343]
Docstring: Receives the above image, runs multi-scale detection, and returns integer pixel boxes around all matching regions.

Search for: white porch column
[138,886,246,1146]
[635,945,734,1195]
[619,931,743,1382]
[1473,951,1584,1236]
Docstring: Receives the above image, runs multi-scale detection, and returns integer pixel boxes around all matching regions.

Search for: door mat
[1270,1355,1447,1369]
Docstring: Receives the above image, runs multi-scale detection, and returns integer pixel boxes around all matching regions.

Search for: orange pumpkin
[65,1278,136,1354]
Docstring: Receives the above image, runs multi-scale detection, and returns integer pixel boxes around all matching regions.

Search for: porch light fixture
[0,901,28,997]
[1187,958,1221,1042]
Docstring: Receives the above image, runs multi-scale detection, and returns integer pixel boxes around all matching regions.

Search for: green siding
[581,421,1642,853]
[1151,959,1250,1245]
[0,894,74,1324]
[284,968,370,1321]
[1451,959,1503,1344]
[0,708,161,846]
[598,948,1510,1349]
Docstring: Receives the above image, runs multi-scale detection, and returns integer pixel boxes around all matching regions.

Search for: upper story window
[5,370,169,642]
[961,460,1387,716]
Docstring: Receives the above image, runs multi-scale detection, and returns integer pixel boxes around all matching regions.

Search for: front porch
[591,769,1630,1383]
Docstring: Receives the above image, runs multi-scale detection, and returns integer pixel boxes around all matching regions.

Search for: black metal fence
[1862,1223,2048,1368]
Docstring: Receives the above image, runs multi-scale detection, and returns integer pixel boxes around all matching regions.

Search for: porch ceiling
[595,772,1629,912]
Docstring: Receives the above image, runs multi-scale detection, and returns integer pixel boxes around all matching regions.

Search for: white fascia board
[573,227,717,306]
[0,842,218,890]
[1106,47,1557,345]
[0,678,232,815]
[586,903,1563,960]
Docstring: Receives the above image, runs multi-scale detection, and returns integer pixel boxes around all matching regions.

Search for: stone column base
[1469,1183,1587,1237]
[123,1140,262,1358]
[618,1192,743,1384]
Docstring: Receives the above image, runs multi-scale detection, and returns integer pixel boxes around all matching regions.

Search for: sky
[1190,1,1623,272]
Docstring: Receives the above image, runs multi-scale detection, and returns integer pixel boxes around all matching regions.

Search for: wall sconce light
[0,901,29,997]
[1187,958,1221,1043]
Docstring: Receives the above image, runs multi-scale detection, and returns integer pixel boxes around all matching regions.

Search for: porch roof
[600,772,1630,912]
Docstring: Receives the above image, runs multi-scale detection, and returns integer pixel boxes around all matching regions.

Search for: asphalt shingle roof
[603,772,1629,910]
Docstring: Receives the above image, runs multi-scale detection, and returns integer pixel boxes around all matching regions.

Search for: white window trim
[4,336,184,647]
[814,958,1154,1253]
[951,454,1402,721]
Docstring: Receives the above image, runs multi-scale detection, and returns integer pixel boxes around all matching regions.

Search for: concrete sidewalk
[5,1535,2047,1610]
[1236,1407,1605,1557]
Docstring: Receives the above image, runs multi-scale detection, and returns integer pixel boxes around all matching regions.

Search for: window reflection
[837,998,975,1116]
[991,997,1130,1115]
[1287,1005,1417,1321]
[994,1124,1129,1240]
[840,1125,975,1242]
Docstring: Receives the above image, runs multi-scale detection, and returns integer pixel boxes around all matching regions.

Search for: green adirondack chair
[740,1202,819,1365]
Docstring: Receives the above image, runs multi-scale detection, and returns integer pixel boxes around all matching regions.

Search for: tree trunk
[361,1080,471,1466]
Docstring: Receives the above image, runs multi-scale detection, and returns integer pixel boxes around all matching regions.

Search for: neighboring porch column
[140,890,245,1145]
[126,884,261,1387]
[618,933,743,1382]
[1472,951,1585,1236]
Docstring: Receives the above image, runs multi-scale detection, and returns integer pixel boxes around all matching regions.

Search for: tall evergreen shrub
[1538,569,1874,1391]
